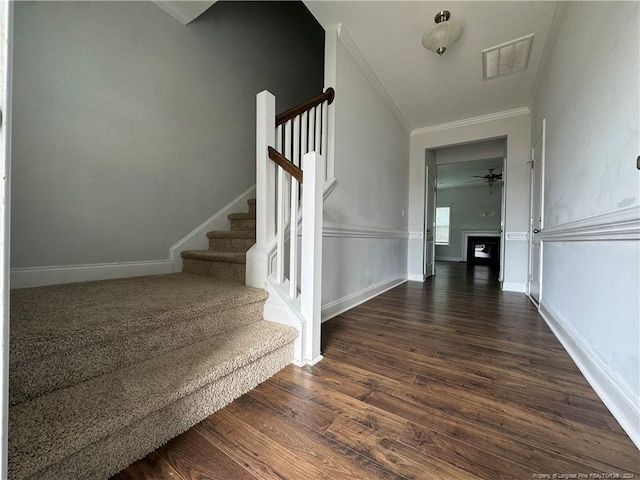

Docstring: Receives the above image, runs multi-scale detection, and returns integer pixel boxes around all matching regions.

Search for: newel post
[247,91,276,288]
[256,90,276,245]
[300,152,324,365]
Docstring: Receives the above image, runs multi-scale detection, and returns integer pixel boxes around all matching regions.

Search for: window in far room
[436,206,450,245]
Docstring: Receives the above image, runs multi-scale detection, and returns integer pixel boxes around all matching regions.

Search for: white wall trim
[336,23,412,134]
[170,185,256,272]
[501,281,526,293]
[408,230,423,240]
[11,260,174,289]
[324,177,338,200]
[407,273,423,282]
[152,1,215,25]
[540,206,639,242]
[505,232,529,241]
[323,223,409,239]
[322,275,407,322]
[539,301,640,449]
[411,107,531,136]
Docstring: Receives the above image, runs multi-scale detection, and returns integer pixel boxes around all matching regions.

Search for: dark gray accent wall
[11,1,323,267]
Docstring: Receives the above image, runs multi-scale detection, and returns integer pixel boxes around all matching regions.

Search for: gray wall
[435,185,502,261]
[11,1,324,268]
[530,1,639,444]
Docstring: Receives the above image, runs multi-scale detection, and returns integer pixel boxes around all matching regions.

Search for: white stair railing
[247,88,334,365]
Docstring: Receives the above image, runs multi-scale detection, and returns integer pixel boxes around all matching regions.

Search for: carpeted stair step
[8,320,297,480]
[207,230,255,253]
[181,250,246,283]
[228,212,256,231]
[9,274,268,405]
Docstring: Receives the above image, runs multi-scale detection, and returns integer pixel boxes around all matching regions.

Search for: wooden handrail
[276,88,335,126]
[268,146,303,184]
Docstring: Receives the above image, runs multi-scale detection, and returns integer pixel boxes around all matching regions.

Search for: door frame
[528,119,546,305]
[498,155,506,282]
[0,1,12,476]
[422,167,436,280]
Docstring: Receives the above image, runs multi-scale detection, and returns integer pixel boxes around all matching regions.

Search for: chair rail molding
[540,206,639,242]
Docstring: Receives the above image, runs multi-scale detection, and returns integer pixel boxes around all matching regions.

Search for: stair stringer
[170,185,255,272]
[263,278,306,366]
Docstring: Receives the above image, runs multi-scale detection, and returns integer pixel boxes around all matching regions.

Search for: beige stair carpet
[9,273,296,480]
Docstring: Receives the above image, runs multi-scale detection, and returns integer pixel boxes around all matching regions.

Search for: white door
[424,169,436,280]
[529,120,545,304]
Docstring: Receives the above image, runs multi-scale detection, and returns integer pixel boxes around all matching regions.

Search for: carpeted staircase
[9,198,297,480]
[180,198,256,283]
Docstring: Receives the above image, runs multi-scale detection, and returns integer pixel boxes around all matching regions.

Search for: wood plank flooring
[112,262,639,479]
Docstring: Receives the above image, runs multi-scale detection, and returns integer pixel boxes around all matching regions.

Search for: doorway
[426,138,506,282]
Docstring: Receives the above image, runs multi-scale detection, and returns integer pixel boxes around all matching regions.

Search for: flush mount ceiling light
[483,34,534,79]
[422,10,463,56]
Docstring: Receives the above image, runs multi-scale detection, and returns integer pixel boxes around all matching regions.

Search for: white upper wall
[11,1,324,268]
[321,25,410,311]
[408,111,531,290]
[532,2,639,225]
[324,28,409,230]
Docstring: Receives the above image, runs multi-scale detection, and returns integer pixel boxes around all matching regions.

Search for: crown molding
[152,1,215,26]
[336,23,413,134]
[411,107,531,136]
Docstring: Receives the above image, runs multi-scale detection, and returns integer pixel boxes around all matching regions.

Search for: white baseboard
[170,185,256,272]
[539,301,639,449]
[501,281,526,293]
[435,256,462,262]
[11,260,174,289]
[321,275,407,322]
[407,273,423,282]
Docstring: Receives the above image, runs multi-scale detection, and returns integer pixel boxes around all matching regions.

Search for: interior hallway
[113,262,640,479]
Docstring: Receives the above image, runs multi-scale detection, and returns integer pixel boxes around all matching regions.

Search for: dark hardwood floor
[113,262,639,479]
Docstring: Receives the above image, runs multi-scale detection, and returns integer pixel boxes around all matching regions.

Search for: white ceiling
[305,1,559,130]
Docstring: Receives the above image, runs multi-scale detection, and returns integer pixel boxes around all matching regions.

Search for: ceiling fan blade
[465,179,485,183]
[471,175,487,178]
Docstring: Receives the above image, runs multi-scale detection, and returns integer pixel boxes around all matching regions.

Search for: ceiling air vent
[483,34,533,80]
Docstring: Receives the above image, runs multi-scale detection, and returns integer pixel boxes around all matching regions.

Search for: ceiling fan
[466,168,502,194]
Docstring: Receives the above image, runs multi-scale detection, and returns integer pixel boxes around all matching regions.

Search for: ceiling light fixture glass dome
[422,10,463,56]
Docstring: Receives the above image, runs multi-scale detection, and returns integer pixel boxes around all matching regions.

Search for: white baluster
[321,101,329,181]
[276,166,286,284]
[290,115,301,297]
[275,124,282,155]
[289,177,299,299]
[284,120,292,225]
[293,115,301,168]
[308,108,315,152]
[301,111,308,156]
[315,104,322,155]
